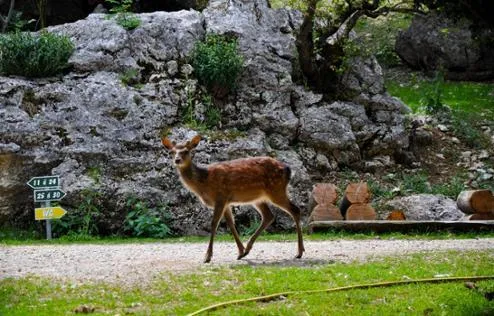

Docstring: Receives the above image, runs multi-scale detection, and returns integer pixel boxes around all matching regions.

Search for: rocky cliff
[0,0,409,235]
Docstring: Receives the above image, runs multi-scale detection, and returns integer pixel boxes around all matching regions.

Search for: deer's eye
[182,150,189,155]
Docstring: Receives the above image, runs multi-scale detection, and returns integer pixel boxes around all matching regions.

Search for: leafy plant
[124,197,172,238]
[105,0,140,30]
[52,190,101,238]
[3,10,35,32]
[182,85,222,130]
[190,34,244,98]
[0,31,74,77]
[419,72,447,114]
[431,175,466,199]
[450,109,491,149]
[119,68,140,86]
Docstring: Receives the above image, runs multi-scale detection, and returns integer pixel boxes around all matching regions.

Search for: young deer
[162,135,305,263]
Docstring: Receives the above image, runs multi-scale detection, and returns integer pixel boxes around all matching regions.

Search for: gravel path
[1,239,493,284]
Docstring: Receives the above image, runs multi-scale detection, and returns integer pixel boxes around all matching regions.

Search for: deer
[162,134,305,263]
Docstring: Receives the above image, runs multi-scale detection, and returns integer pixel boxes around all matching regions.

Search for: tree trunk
[310,204,344,222]
[345,203,376,220]
[340,182,374,220]
[469,213,494,220]
[457,190,494,214]
[308,182,342,222]
[312,183,338,205]
[386,210,406,220]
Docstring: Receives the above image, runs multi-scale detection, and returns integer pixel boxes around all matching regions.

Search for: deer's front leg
[204,202,226,263]
[223,207,245,259]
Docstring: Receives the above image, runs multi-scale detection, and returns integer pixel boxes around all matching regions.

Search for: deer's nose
[174,158,182,164]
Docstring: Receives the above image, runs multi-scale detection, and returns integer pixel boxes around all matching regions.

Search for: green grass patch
[1,250,493,315]
[386,76,494,119]
[2,229,494,246]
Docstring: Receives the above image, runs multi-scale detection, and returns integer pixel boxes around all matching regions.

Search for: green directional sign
[34,189,66,202]
[27,176,60,189]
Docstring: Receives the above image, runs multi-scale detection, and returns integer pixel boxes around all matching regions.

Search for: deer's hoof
[237,250,249,260]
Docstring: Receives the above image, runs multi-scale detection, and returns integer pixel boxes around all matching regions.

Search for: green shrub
[124,197,172,238]
[0,31,74,77]
[52,189,101,238]
[106,0,141,30]
[420,72,447,114]
[115,13,140,30]
[190,34,244,97]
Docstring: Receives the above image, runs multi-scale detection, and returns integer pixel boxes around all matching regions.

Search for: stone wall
[0,0,409,235]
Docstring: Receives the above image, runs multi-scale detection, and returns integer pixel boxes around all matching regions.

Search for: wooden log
[386,210,406,221]
[340,182,371,218]
[457,190,494,214]
[312,183,338,205]
[345,203,376,220]
[309,204,344,222]
[470,213,494,220]
[344,182,371,204]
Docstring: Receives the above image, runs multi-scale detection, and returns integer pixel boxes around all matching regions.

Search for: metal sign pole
[45,201,52,240]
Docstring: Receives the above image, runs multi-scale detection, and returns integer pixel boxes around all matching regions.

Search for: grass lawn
[386,74,494,119]
[1,250,493,315]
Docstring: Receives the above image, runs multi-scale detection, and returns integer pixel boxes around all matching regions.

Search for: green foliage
[386,73,494,149]
[354,13,412,67]
[450,109,492,149]
[239,214,261,237]
[4,10,35,32]
[0,31,74,77]
[182,87,222,130]
[105,0,141,30]
[190,34,244,97]
[124,197,172,238]
[106,0,133,14]
[115,13,141,30]
[52,190,101,239]
[419,72,447,114]
[119,68,140,86]
[386,72,494,119]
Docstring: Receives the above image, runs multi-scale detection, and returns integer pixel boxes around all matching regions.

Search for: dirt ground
[1,239,493,285]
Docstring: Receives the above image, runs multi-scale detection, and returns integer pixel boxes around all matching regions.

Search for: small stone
[450,137,460,144]
[478,150,490,160]
[461,151,472,159]
[437,124,449,132]
[478,173,493,181]
[435,153,445,160]
[166,60,178,77]
[180,64,194,77]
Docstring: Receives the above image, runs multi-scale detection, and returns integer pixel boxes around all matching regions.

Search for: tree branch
[1,0,15,33]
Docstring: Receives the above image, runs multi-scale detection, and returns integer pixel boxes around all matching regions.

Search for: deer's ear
[188,135,202,149]
[161,137,175,150]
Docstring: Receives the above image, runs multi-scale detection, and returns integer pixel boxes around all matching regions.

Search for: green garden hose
[187,275,494,315]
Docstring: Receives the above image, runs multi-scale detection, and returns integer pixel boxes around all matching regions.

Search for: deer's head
[162,135,202,168]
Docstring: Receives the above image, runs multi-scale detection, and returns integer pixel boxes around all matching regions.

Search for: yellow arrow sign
[34,207,67,220]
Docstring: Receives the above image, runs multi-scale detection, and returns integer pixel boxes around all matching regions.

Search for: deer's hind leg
[269,193,305,259]
[238,202,275,259]
[223,206,245,259]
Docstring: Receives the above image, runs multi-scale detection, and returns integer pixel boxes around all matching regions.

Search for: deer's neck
[177,161,208,194]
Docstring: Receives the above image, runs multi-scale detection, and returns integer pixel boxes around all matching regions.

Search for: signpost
[27,175,66,240]
[34,207,67,220]
[34,189,66,202]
